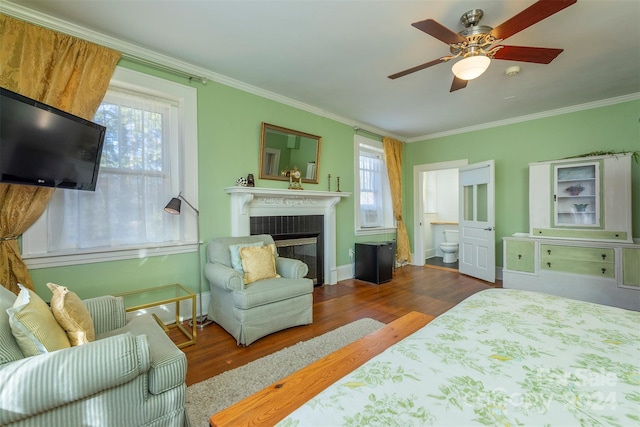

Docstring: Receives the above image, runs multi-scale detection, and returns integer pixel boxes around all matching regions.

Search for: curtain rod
[353,126,384,140]
[121,53,208,85]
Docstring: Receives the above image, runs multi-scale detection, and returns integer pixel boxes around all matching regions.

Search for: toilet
[439,230,459,263]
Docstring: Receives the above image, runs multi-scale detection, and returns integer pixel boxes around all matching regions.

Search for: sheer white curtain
[359,149,384,227]
[47,88,178,251]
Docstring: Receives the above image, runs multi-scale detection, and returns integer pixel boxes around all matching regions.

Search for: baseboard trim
[336,263,354,283]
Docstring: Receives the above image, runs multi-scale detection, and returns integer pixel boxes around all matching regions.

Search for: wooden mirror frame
[259,122,321,184]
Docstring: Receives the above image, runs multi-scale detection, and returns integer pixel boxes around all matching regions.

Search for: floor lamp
[164,192,212,329]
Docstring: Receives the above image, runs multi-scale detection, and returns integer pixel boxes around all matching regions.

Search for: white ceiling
[4,0,640,140]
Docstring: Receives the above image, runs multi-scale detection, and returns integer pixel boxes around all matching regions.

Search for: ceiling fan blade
[450,76,468,92]
[412,19,466,45]
[388,57,448,80]
[491,0,577,40]
[493,45,564,64]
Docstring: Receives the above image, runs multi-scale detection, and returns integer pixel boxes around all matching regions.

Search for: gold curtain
[383,137,412,265]
[0,14,120,294]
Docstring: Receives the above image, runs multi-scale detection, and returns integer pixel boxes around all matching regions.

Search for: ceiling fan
[388,0,577,92]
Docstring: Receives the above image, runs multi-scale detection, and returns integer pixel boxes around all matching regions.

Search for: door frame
[412,159,468,266]
[264,147,281,175]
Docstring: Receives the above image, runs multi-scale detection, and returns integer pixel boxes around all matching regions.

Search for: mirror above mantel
[259,122,321,184]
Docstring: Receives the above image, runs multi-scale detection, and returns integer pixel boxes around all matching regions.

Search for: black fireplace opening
[274,233,320,285]
[250,215,324,286]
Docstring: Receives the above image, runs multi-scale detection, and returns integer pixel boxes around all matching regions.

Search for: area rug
[186,318,385,427]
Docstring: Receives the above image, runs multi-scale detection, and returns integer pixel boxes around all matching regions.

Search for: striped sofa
[0,294,189,426]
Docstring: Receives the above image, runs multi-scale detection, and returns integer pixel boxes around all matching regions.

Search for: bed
[210,289,640,426]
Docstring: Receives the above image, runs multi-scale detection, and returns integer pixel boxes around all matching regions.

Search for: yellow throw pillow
[240,244,280,284]
[229,241,264,273]
[7,284,71,357]
[47,282,95,346]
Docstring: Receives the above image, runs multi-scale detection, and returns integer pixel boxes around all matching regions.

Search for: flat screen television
[0,87,106,191]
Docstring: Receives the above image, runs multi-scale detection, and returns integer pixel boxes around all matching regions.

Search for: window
[354,135,395,235]
[22,67,198,268]
[359,149,384,227]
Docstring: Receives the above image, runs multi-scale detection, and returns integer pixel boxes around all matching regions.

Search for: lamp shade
[164,197,182,215]
[451,55,491,81]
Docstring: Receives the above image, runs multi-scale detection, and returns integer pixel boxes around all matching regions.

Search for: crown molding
[0,2,403,141]
[407,93,640,143]
[2,3,634,144]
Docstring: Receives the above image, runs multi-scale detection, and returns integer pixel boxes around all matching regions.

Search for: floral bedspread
[278,289,640,426]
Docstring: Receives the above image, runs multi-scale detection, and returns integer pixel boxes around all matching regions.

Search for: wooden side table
[115,283,196,348]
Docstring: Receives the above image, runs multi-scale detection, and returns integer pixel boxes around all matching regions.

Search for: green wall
[30,59,361,299]
[28,59,639,298]
[404,99,640,268]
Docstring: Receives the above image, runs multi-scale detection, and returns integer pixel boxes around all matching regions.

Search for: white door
[458,160,495,283]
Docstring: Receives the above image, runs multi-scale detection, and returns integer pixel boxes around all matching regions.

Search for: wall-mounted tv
[0,87,106,191]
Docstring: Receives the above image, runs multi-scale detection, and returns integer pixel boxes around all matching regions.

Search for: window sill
[23,241,199,269]
[355,226,397,237]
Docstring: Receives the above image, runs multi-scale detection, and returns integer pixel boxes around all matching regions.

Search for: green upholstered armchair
[205,234,313,346]
[0,292,189,427]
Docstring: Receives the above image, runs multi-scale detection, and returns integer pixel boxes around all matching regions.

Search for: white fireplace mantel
[225,187,350,285]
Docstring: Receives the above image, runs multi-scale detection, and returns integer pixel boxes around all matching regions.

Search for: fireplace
[225,187,350,285]
[250,215,323,285]
[276,237,319,284]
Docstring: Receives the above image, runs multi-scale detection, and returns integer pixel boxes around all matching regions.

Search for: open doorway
[413,159,468,270]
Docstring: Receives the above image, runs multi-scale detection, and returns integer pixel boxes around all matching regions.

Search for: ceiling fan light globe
[451,55,491,80]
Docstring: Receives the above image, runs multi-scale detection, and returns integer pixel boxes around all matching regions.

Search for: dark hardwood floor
[172,265,499,386]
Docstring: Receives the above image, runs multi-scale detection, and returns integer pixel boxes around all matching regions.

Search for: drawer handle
[547,262,551,268]
[601,254,606,260]
[547,249,551,255]
[601,268,607,274]
[518,254,522,260]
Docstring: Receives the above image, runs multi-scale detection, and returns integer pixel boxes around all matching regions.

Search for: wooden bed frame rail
[210,311,434,426]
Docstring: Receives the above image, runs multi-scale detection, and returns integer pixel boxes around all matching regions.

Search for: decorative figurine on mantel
[288,166,303,190]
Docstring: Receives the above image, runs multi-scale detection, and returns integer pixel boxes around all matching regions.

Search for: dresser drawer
[540,245,614,263]
[540,245,615,278]
[532,228,628,241]
[623,248,640,287]
[540,258,615,278]
[505,240,535,273]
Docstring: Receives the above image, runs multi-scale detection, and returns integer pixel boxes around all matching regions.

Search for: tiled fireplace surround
[225,187,350,285]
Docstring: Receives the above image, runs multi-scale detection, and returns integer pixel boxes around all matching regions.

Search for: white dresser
[503,153,639,311]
